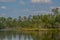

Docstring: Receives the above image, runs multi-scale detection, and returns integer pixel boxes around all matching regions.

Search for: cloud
[19,0,25,5]
[0,13,6,17]
[20,8,51,15]
[31,0,51,3]
[19,0,25,4]
[50,6,60,13]
[31,10,52,15]
[50,6,60,10]
[23,8,30,12]
[1,13,6,16]
[0,6,6,9]
[0,0,16,2]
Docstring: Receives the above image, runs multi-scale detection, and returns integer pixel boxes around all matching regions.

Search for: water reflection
[0,30,60,40]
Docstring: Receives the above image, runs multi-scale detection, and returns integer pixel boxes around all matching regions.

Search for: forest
[0,8,60,30]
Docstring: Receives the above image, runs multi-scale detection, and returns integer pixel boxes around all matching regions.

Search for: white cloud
[31,0,51,3]
[58,7,60,8]
[20,8,52,15]
[19,0,25,5]
[0,13,6,17]
[0,0,16,2]
[1,13,6,16]
[32,10,52,15]
[23,8,30,12]
[50,6,60,10]
[0,6,6,9]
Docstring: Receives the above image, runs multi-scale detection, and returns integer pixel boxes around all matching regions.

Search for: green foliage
[0,8,59,40]
[0,8,60,29]
[0,14,60,29]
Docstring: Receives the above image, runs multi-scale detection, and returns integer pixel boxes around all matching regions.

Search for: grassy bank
[0,27,59,31]
[11,27,59,31]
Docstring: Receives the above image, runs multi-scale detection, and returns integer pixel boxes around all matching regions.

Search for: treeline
[0,8,60,29]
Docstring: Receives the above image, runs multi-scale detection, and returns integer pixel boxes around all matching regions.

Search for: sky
[0,0,60,18]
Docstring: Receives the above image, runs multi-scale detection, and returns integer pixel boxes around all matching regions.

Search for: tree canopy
[0,8,60,29]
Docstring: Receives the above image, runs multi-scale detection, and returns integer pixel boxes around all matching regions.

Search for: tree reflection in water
[0,30,60,40]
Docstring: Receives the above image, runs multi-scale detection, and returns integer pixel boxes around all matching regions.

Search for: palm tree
[0,17,6,29]
[52,8,59,14]
[6,17,13,28]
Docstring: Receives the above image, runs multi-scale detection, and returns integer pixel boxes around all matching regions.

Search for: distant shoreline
[0,28,59,31]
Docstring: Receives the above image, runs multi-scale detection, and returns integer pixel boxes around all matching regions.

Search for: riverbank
[11,28,59,32]
[0,28,59,31]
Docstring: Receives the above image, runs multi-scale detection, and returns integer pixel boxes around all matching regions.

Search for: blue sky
[0,0,60,18]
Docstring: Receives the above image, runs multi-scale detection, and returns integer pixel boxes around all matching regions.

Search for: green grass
[1,27,59,31]
[21,28,59,31]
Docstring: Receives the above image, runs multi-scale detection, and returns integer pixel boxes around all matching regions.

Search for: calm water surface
[0,30,59,40]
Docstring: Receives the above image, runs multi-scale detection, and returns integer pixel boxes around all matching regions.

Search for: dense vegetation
[0,8,60,40]
[0,8,60,29]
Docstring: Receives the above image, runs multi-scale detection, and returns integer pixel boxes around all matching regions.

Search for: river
[0,30,59,40]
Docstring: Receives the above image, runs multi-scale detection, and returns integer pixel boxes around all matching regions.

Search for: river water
[0,30,60,40]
